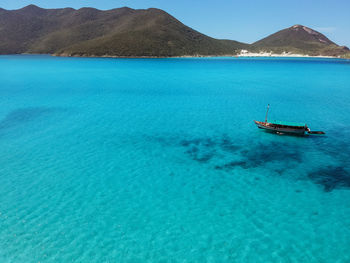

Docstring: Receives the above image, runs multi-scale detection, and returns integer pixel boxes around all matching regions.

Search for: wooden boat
[254,105,325,135]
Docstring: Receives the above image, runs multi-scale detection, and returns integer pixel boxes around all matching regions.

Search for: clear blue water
[1,55,350,262]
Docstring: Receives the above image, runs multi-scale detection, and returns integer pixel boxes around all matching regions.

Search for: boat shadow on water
[258,127,327,138]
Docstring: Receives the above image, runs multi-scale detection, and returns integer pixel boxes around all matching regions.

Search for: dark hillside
[0,5,247,56]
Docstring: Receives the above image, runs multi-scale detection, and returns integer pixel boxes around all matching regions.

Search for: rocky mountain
[251,25,349,56]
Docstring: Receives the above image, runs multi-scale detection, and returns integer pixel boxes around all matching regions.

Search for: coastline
[52,53,345,59]
[236,52,336,59]
[0,53,346,60]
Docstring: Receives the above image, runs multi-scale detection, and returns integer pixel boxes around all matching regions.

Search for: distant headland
[0,5,349,58]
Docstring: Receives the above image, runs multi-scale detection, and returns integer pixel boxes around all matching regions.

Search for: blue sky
[2,0,350,47]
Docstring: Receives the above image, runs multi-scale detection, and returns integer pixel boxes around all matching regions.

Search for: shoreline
[236,51,337,59]
[0,53,347,60]
[236,54,335,59]
[53,53,346,59]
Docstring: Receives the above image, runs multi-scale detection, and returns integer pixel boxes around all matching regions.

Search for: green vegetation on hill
[0,5,348,57]
[0,5,247,57]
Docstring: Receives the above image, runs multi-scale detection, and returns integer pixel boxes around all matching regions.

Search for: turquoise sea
[0,55,350,262]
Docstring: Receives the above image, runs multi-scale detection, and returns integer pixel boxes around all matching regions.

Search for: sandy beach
[237,50,336,58]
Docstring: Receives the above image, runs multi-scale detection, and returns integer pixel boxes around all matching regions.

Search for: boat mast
[265,104,270,123]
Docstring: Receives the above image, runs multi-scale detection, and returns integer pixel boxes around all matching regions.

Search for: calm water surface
[0,55,350,262]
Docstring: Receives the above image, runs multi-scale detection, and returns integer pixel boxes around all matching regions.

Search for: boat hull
[254,120,307,135]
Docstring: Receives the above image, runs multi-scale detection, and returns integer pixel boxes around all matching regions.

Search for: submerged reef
[153,133,350,192]
[308,166,350,192]
[0,107,58,131]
